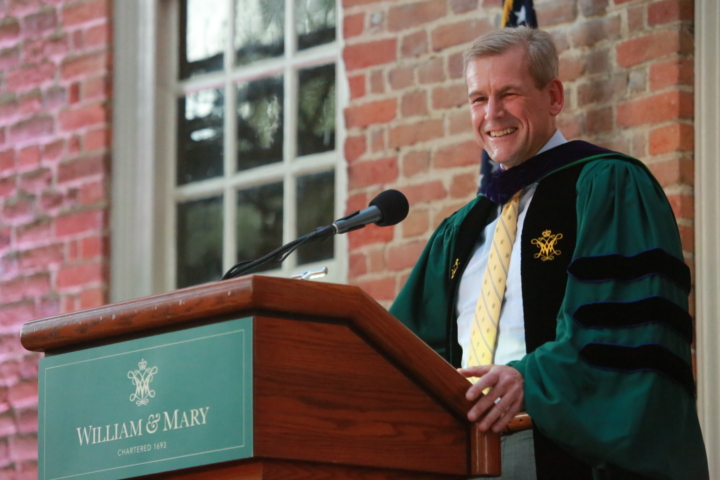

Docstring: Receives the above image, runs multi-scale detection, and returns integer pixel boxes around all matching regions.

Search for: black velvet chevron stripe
[567,248,691,293]
[573,297,693,344]
[579,343,695,395]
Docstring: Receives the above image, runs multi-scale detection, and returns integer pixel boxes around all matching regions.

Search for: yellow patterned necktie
[467,191,522,381]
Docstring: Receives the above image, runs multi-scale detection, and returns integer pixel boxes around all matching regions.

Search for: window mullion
[223,0,238,273]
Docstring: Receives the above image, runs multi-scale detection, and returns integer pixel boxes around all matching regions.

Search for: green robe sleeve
[389,198,480,356]
[508,159,708,479]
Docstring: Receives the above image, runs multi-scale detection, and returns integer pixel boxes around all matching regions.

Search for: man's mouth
[488,128,517,138]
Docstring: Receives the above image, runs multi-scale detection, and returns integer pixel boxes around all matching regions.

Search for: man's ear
[547,78,564,116]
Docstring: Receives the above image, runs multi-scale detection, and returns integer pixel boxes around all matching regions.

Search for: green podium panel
[38,317,254,480]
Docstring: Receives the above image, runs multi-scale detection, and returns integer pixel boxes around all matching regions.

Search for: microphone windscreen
[369,189,409,227]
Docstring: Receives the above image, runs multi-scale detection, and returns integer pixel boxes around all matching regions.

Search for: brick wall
[0,0,111,475]
[342,0,694,308]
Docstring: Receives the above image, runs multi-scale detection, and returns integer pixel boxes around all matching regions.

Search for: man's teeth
[489,128,516,137]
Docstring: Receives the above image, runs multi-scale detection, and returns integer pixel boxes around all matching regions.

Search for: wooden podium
[21,276,500,479]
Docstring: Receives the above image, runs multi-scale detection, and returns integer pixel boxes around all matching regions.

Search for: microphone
[222,190,409,280]
[332,189,409,234]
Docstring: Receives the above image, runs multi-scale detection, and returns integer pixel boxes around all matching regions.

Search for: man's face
[466,46,564,169]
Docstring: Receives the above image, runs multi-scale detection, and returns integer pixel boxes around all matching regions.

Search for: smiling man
[390,28,708,479]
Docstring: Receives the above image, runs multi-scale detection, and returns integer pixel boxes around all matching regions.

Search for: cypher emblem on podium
[127,359,158,406]
[531,230,563,261]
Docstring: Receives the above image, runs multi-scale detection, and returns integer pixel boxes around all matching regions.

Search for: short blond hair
[463,27,558,88]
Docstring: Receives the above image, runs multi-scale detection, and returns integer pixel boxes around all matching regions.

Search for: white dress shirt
[456,130,568,368]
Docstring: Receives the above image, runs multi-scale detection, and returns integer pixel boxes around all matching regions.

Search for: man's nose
[486,96,505,120]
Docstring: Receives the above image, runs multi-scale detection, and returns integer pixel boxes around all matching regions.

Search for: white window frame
[111,0,347,302]
[694,0,720,475]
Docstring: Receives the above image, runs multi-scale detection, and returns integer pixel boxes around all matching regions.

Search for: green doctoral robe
[390,142,708,480]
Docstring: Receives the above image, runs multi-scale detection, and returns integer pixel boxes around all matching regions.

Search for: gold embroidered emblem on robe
[531,230,563,261]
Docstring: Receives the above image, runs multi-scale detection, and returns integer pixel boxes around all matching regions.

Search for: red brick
[84,127,108,151]
[450,172,478,199]
[22,8,57,35]
[0,46,20,69]
[8,381,37,410]
[19,354,38,380]
[616,30,692,68]
[58,155,105,183]
[43,86,67,112]
[585,48,610,75]
[61,52,107,80]
[388,0,446,32]
[83,76,107,101]
[10,115,54,143]
[18,91,42,116]
[79,180,104,205]
[56,209,104,237]
[403,180,447,205]
[348,74,365,100]
[344,13,364,38]
[431,18,492,52]
[650,58,693,90]
[402,208,430,237]
[9,435,37,462]
[580,0,608,16]
[388,119,443,148]
[370,129,385,152]
[585,106,613,135]
[387,241,426,271]
[344,39,396,71]
[401,150,430,177]
[349,252,367,277]
[344,99,396,129]
[17,409,37,435]
[449,110,472,134]
[62,0,108,26]
[432,83,467,110]
[0,229,10,254]
[17,146,39,170]
[617,91,693,127]
[559,53,585,82]
[81,235,103,259]
[557,113,584,140]
[19,168,51,195]
[0,302,35,333]
[678,225,693,253]
[57,262,104,289]
[647,157,693,187]
[80,287,104,309]
[8,0,42,15]
[0,150,14,173]
[6,62,55,93]
[418,57,445,84]
[0,18,20,45]
[69,82,80,103]
[348,224,394,249]
[648,0,693,25]
[389,66,414,90]
[353,276,396,301]
[451,0,478,14]
[86,22,109,47]
[401,90,428,117]
[448,53,464,79]
[1,196,33,224]
[0,414,16,438]
[42,139,64,162]
[345,192,367,215]
[16,219,51,246]
[59,104,106,131]
[343,0,384,6]
[570,16,621,47]
[432,141,482,169]
[628,5,645,32]
[348,157,398,189]
[370,70,384,94]
[345,135,366,162]
[649,123,693,155]
[666,193,693,219]
[0,278,25,303]
[536,0,578,26]
[577,75,627,107]
[19,244,64,270]
[0,177,15,198]
[401,30,428,58]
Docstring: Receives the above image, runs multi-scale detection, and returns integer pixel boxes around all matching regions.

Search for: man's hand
[457,364,525,433]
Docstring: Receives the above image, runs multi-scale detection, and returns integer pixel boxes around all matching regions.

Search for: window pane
[237,76,284,171]
[235,0,284,66]
[296,171,334,265]
[177,196,223,288]
[177,89,225,185]
[297,64,335,157]
[236,182,283,271]
[179,0,226,79]
[295,0,336,51]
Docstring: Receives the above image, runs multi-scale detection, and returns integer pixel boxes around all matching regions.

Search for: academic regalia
[390,141,709,480]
